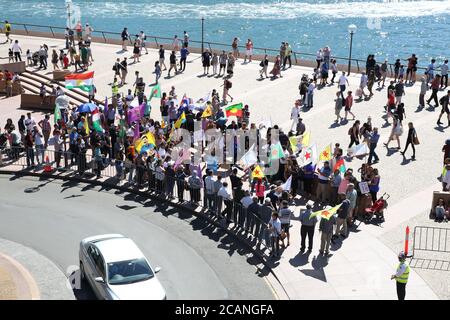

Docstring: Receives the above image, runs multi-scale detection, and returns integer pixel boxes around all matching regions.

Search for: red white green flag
[225,103,243,118]
[91,108,104,133]
[65,71,94,92]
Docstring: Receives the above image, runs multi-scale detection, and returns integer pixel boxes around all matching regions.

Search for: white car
[79,234,166,300]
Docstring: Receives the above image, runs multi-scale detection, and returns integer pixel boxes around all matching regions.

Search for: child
[154,61,161,84]
[63,54,69,69]
[26,49,33,66]
[398,65,405,80]
[344,91,355,120]
[8,49,14,63]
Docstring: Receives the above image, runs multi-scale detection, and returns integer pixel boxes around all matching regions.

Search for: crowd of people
[2,21,450,259]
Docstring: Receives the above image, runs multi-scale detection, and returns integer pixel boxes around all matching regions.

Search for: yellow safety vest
[5,23,11,32]
[396,262,410,284]
[111,82,118,95]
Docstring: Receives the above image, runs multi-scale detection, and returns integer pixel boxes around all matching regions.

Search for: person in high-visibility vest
[111,77,119,96]
[391,251,410,300]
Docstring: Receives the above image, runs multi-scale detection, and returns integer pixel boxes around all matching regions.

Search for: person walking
[334,91,344,122]
[11,40,22,62]
[378,60,388,87]
[427,75,441,107]
[270,55,282,79]
[268,212,282,258]
[441,60,449,88]
[348,120,361,148]
[384,117,402,150]
[437,90,450,126]
[391,251,410,300]
[299,204,318,253]
[4,20,12,43]
[278,200,292,248]
[119,57,128,86]
[290,102,300,132]
[180,45,189,72]
[344,91,355,120]
[168,51,177,77]
[319,210,336,256]
[259,54,269,79]
[338,72,349,99]
[226,52,235,77]
[306,79,315,108]
[330,59,338,84]
[158,45,167,71]
[222,78,233,104]
[231,37,239,59]
[400,122,418,160]
[367,127,380,164]
[419,77,428,108]
[394,79,405,105]
[51,49,59,70]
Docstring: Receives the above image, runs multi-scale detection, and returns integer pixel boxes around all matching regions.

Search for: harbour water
[1,0,449,67]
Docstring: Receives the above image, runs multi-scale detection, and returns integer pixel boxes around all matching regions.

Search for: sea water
[1,0,449,67]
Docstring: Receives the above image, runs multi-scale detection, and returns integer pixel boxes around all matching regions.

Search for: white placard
[359,181,370,194]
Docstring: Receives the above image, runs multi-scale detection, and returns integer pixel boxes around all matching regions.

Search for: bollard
[404,225,410,257]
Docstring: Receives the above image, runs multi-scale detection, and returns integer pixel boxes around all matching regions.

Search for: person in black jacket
[400,122,417,160]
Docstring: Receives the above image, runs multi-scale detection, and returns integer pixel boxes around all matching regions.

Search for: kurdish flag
[310,204,342,220]
[149,83,161,99]
[252,165,265,179]
[91,108,104,133]
[65,71,94,92]
[333,158,346,173]
[225,103,243,118]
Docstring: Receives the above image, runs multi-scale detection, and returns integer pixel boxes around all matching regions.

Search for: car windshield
[107,258,154,285]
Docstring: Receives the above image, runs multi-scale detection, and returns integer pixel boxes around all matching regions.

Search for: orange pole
[404,226,410,256]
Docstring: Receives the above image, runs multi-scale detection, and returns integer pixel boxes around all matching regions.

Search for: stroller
[364,192,390,222]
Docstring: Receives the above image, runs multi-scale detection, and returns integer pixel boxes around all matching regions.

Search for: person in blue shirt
[179,45,189,72]
[302,163,316,198]
[368,127,380,165]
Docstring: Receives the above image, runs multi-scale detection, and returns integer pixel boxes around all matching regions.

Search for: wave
[2,0,450,20]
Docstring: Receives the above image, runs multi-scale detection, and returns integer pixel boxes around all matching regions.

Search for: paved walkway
[0,238,75,300]
[1,34,448,299]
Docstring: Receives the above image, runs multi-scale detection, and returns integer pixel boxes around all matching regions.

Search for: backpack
[259,61,264,67]
[227,81,232,89]
[348,127,353,135]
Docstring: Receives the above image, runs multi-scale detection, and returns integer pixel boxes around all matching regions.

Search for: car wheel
[79,261,85,280]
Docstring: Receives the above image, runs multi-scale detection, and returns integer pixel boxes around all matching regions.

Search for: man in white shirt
[240,190,253,208]
[359,72,368,98]
[33,126,45,165]
[24,113,36,132]
[441,60,448,89]
[139,31,148,55]
[84,23,93,41]
[11,40,22,62]
[217,182,233,222]
[339,72,349,99]
[204,170,216,212]
[290,103,300,132]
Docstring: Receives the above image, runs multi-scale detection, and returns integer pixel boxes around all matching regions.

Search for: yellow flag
[174,111,186,129]
[202,105,213,118]
[289,136,302,153]
[134,138,145,153]
[252,165,265,179]
[310,204,342,220]
[143,132,155,146]
[302,131,311,147]
[319,144,332,161]
[83,118,90,135]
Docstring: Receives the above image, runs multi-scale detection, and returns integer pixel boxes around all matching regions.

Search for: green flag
[270,142,284,160]
[54,104,62,125]
[149,83,161,100]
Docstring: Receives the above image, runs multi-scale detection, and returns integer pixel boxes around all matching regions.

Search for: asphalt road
[0,175,275,300]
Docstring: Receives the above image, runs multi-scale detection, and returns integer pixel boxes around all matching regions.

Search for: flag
[128,107,142,125]
[83,117,90,135]
[270,142,284,160]
[225,103,243,118]
[302,131,311,147]
[201,104,213,118]
[53,104,62,125]
[65,71,94,92]
[298,144,318,166]
[149,83,161,99]
[174,111,186,129]
[238,145,258,168]
[167,127,175,144]
[289,136,302,153]
[140,102,150,117]
[134,138,145,154]
[91,108,103,133]
[333,158,346,173]
[319,144,332,161]
[252,165,265,179]
[118,118,126,138]
[310,204,342,220]
[282,176,292,191]
[142,131,156,146]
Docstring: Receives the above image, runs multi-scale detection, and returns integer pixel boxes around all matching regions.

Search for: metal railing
[0,21,429,72]
[412,226,450,255]
[0,145,273,254]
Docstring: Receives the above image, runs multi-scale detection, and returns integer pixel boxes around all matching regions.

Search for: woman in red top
[386,89,396,123]
[244,39,253,63]
[344,91,355,120]
[255,178,266,204]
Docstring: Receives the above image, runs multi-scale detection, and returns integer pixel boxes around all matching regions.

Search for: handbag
[279,230,287,240]
[413,135,420,145]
